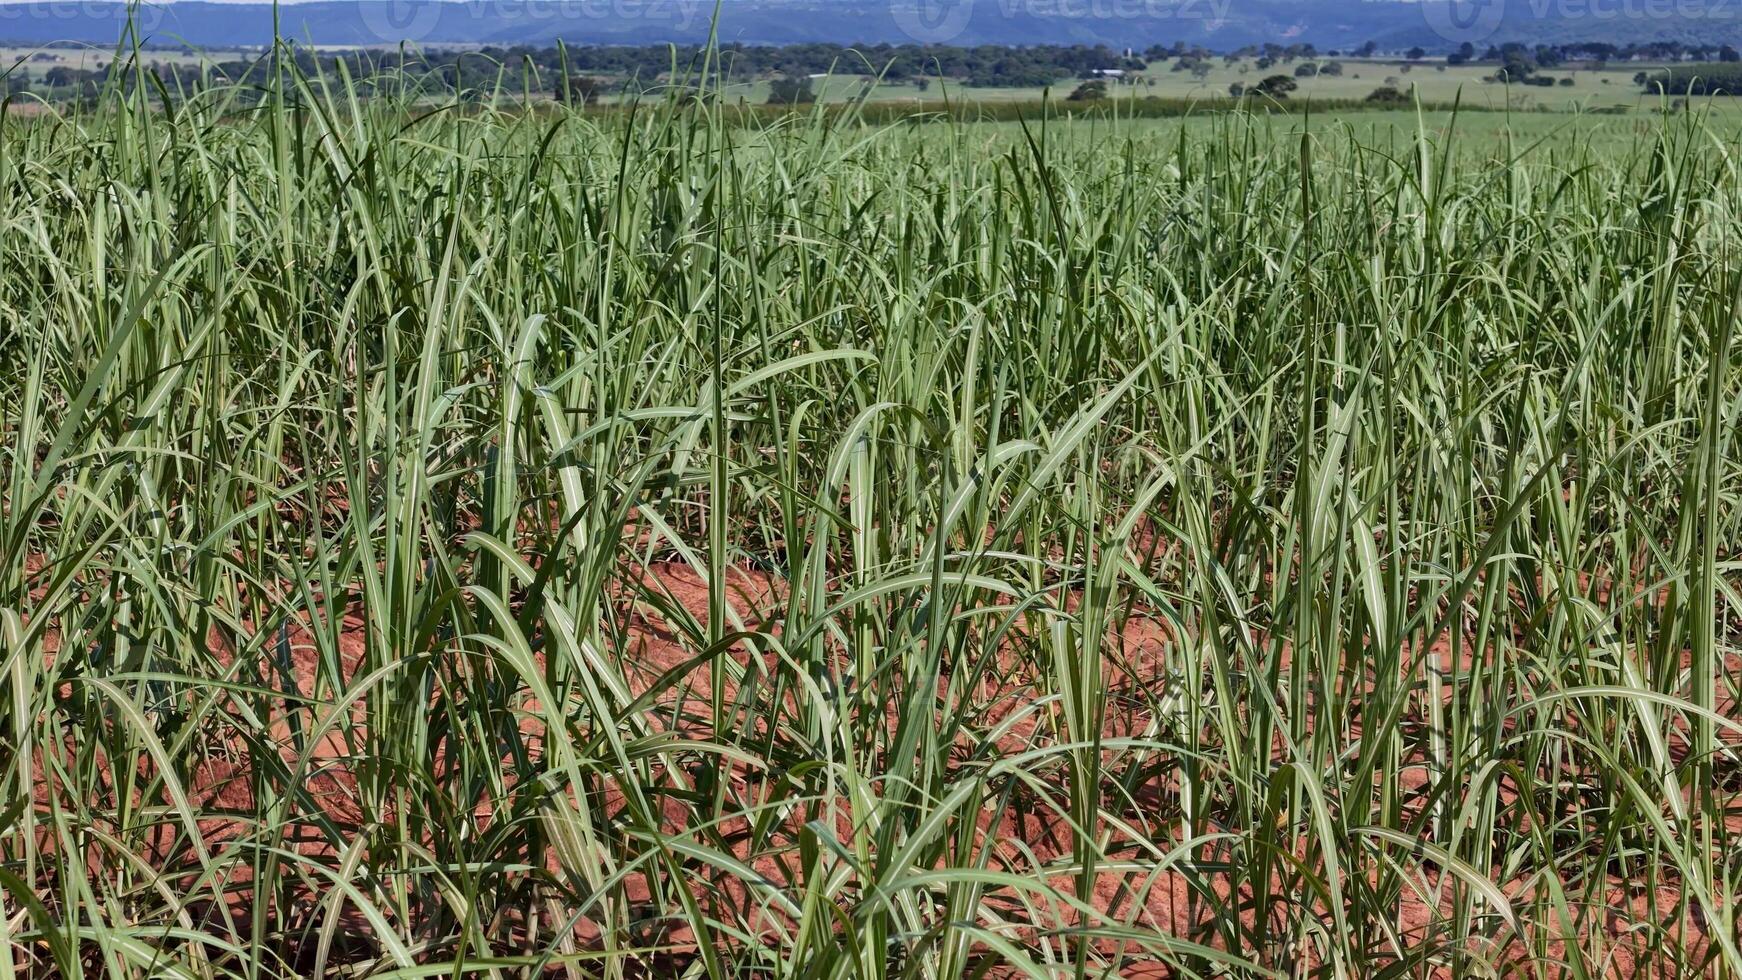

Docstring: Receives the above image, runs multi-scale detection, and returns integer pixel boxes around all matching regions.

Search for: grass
[1,42,1740,979]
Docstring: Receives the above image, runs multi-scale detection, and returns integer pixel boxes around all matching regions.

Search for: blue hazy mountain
[0,0,1735,51]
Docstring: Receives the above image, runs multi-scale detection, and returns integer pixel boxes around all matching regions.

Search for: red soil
[12,554,1738,977]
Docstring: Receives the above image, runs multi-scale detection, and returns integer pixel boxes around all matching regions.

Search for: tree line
[8,36,1742,105]
[3,42,1164,102]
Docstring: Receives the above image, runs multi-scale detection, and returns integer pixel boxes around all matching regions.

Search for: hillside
[3,0,1741,51]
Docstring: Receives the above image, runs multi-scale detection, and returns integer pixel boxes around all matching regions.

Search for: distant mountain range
[1,0,1739,52]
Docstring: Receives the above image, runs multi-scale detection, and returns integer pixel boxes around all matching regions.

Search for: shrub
[1638,64,1742,95]
[1250,74,1298,99]
[767,74,816,104]
[552,74,605,105]
[1067,79,1107,101]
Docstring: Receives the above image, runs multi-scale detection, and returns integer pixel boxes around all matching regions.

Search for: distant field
[685,58,1665,110]
[0,43,252,70]
[1116,57,1648,108]
[0,45,1681,112]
